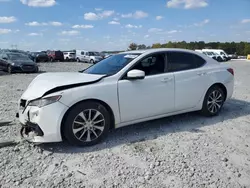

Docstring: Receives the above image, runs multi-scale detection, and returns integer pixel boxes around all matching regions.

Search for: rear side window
[166,52,205,72]
[193,54,206,67]
[81,52,84,55]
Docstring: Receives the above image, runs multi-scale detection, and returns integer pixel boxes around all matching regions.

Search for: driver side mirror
[127,69,145,80]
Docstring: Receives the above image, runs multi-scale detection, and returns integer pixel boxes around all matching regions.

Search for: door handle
[161,77,173,83]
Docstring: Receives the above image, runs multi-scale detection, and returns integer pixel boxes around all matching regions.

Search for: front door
[118,52,175,122]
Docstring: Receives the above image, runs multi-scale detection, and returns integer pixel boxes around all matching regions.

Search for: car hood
[21,72,105,100]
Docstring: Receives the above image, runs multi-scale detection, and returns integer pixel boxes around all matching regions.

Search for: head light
[28,95,61,108]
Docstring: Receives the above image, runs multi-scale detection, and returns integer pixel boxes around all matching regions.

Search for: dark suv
[30,52,49,62]
[0,51,38,73]
[47,51,64,62]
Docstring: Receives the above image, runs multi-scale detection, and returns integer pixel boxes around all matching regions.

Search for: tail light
[227,68,234,76]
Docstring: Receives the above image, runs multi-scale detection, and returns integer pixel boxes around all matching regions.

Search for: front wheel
[34,66,39,73]
[201,86,225,116]
[62,101,111,146]
[90,59,94,64]
[7,65,12,74]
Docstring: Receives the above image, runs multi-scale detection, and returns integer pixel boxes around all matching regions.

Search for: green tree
[137,44,147,49]
[244,43,250,55]
[128,43,138,50]
[152,43,161,48]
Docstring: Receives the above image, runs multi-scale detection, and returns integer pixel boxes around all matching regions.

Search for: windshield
[83,53,141,75]
[7,53,31,60]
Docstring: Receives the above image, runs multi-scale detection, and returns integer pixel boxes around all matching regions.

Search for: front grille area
[21,65,35,71]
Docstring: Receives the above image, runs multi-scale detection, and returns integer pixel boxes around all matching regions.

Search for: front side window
[132,53,166,76]
[81,52,84,55]
[83,53,141,75]
[166,52,198,72]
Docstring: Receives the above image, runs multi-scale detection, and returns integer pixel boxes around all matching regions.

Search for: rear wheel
[76,58,80,62]
[217,57,222,62]
[50,58,53,62]
[90,59,94,64]
[63,101,111,146]
[201,85,225,116]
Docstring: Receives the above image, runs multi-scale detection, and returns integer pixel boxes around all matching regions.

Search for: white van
[196,50,219,61]
[208,49,230,61]
[202,49,226,62]
[75,50,103,64]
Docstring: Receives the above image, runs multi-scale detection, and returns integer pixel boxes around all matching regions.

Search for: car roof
[120,48,202,54]
[120,48,218,64]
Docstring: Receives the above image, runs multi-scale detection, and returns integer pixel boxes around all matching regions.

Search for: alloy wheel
[72,109,105,142]
[207,90,223,114]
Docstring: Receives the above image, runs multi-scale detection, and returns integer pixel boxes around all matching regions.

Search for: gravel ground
[0,61,250,188]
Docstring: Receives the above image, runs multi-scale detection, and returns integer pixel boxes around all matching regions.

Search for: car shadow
[39,98,250,154]
[0,70,8,76]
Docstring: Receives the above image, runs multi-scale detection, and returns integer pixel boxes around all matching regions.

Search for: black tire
[217,57,222,62]
[62,101,111,146]
[90,59,94,64]
[50,58,53,62]
[34,66,39,73]
[66,57,69,62]
[7,65,12,74]
[201,85,226,117]
[76,58,80,62]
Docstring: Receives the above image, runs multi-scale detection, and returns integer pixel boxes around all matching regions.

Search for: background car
[30,52,49,62]
[88,51,104,64]
[75,50,103,63]
[63,51,76,62]
[0,52,38,73]
[47,50,64,62]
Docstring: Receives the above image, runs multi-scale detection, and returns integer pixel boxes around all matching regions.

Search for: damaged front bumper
[17,100,69,143]
[20,121,44,141]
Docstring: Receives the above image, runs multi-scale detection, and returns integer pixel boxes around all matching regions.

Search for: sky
[0,0,250,51]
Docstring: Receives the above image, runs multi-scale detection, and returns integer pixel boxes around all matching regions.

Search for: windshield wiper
[78,69,86,73]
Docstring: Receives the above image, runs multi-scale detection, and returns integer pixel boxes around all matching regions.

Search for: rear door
[166,51,209,111]
[85,52,91,62]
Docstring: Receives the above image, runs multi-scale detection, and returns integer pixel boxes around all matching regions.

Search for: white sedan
[17,48,234,146]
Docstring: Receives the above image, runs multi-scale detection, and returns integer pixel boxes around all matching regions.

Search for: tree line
[128,41,250,55]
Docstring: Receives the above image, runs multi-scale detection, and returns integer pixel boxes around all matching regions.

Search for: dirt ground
[0,60,250,188]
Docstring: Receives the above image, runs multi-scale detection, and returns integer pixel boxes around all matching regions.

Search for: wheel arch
[207,82,227,100]
[60,98,115,140]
